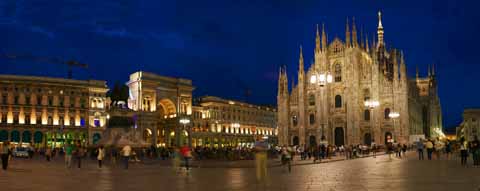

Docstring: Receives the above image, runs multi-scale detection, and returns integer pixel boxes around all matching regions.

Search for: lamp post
[232,123,240,146]
[179,118,191,147]
[310,72,332,143]
[365,99,380,144]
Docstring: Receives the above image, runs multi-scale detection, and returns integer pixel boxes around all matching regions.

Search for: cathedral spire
[416,65,419,80]
[322,23,327,52]
[372,33,376,52]
[360,26,364,49]
[352,17,358,47]
[377,11,385,48]
[277,67,283,96]
[299,45,304,73]
[315,24,321,53]
[365,34,369,52]
[432,63,435,76]
[400,51,407,82]
[345,17,351,48]
[428,64,431,76]
[283,66,289,94]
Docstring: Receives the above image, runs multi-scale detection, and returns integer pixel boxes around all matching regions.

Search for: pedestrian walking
[460,138,468,166]
[180,145,192,171]
[64,143,73,168]
[0,141,11,170]
[425,139,434,160]
[445,140,452,160]
[416,139,424,160]
[254,136,268,183]
[471,136,480,167]
[75,144,84,168]
[111,147,118,166]
[45,147,52,162]
[281,145,292,173]
[371,140,377,158]
[434,139,443,160]
[121,144,132,169]
[97,145,105,168]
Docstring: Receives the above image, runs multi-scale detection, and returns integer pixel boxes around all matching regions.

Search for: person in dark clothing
[0,142,11,170]
[471,136,480,166]
[460,138,468,166]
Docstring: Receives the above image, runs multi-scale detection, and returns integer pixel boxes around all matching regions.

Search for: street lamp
[310,72,333,141]
[364,99,380,145]
[179,118,191,147]
[310,72,333,86]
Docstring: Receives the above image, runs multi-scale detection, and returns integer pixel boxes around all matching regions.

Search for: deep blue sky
[0,0,477,129]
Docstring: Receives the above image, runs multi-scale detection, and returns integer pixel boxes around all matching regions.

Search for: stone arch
[158,98,176,118]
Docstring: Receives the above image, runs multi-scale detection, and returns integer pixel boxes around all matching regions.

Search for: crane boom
[1,52,88,79]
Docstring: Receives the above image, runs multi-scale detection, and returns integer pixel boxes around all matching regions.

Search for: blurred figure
[425,139,434,160]
[121,144,132,169]
[172,146,181,174]
[471,136,480,166]
[416,139,424,160]
[371,140,377,158]
[97,145,105,168]
[280,145,291,173]
[434,139,443,160]
[254,136,268,183]
[180,145,192,171]
[111,147,118,166]
[0,141,11,170]
[445,140,452,160]
[75,143,85,168]
[45,146,52,162]
[459,137,468,166]
[64,143,73,168]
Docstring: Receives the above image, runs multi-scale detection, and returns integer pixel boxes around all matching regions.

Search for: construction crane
[1,52,88,79]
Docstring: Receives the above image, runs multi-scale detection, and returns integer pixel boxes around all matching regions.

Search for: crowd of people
[414,136,480,167]
[0,135,479,171]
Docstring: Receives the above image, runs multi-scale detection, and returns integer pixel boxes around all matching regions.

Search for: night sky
[0,0,478,129]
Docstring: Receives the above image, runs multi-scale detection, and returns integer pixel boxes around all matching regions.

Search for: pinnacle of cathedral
[345,17,351,48]
[316,24,321,53]
[322,23,327,52]
[299,45,304,74]
[377,11,385,48]
[365,34,369,52]
[352,17,358,47]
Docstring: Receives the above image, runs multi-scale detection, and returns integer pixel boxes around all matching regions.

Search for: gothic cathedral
[277,12,443,147]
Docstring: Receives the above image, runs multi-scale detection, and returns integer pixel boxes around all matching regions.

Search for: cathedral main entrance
[309,135,316,147]
[334,127,344,146]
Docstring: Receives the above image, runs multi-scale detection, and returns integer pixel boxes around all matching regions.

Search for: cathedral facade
[277,12,443,147]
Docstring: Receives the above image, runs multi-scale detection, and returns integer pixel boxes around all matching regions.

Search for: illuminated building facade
[277,12,443,147]
[126,72,277,147]
[0,75,109,147]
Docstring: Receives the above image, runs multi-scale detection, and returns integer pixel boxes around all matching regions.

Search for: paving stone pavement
[0,152,479,191]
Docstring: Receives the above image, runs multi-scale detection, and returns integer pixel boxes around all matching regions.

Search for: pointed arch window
[309,114,315,124]
[334,63,342,82]
[364,109,370,121]
[335,95,342,108]
[292,116,298,126]
[309,94,315,106]
[384,108,391,119]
